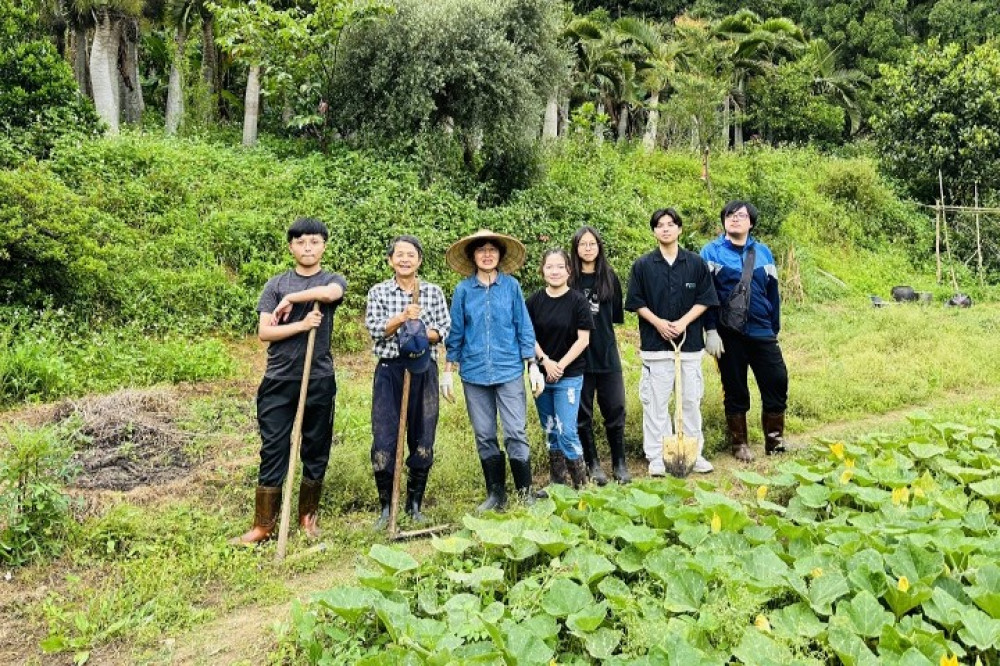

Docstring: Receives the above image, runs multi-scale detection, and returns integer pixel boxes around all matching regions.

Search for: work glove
[440,371,454,403]
[528,364,545,398]
[704,329,725,359]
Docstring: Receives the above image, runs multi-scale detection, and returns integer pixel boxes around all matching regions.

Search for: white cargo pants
[638,353,706,472]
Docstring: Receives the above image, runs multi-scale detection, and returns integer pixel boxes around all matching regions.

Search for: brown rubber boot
[298,478,323,540]
[548,449,570,486]
[763,411,787,455]
[230,486,281,545]
[727,413,753,462]
[566,457,589,489]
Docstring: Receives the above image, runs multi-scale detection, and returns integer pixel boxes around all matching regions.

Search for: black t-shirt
[525,289,595,377]
[624,247,718,353]
[257,269,347,380]
[575,272,624,374]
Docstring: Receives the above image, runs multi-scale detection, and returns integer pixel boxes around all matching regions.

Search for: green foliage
[872,38,1000,203]
[749,60,846,146]
[0,0,102,166]
[0,425,78,567]
[278,414,1000,662]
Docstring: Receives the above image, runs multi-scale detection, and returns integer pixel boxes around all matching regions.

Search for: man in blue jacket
[701,201,788,462]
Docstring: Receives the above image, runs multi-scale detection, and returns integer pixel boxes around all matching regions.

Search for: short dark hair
[720,201,758,228]
[650,208,682,230]
[465,238,507,263]
[387,234,424,259]
[287,217,329,242]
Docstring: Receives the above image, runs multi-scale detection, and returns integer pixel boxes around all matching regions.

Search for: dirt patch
[52,389,194,492]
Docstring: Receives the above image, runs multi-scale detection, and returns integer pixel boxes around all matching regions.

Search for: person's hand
[299,309,323,331]
[440,371,454,403]
[271,297,294,325]
[665,319,688,338]
[401,304,422,320]
[541,358,563,383]
[704,329,725,359]
[652,317,674,340]
[528,364,545,398]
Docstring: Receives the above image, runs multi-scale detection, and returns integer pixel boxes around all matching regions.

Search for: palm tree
[564,16,627,142]
[163,0,203,134]
[613,17,677,150]
[801,38,870,135]
[714,10,806,148]
[73,0,142,134]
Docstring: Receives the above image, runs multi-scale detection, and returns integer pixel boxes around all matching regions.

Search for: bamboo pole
[935,199,942,285]
[938,172,959,293]
[974,183,984,287]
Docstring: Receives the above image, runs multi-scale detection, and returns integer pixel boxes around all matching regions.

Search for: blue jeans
[534,375,585,460]
[463,377,530,462]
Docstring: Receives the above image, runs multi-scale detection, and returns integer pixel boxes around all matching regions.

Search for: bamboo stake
[935,199,942,285]
[975,183,984,287]
[938,173,959,293]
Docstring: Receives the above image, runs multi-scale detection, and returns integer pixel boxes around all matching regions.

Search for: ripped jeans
[533,374,585,461]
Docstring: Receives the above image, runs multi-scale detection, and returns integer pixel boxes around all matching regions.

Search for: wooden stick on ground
[276,302,320,562]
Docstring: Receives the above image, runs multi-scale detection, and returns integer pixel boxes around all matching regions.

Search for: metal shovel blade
[663,433,697,478]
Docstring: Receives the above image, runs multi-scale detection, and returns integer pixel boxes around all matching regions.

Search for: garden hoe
[388,282,450,542]
[275,303,320,562]
[662,332,698,478]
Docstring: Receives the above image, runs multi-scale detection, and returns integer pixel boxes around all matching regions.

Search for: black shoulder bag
[718,246,755,332]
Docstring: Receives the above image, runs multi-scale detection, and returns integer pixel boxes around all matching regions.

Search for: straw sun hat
[445,229,527,276]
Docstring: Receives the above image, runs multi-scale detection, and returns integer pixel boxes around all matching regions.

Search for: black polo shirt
[625,247,719,353]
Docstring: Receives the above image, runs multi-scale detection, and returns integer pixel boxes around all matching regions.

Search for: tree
[872,39,1000,202]
[927,0,1000,51]
[612,17,677,150]
[0,0,101,164]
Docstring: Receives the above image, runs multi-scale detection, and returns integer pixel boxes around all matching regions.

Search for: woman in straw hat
[443,230,545,511]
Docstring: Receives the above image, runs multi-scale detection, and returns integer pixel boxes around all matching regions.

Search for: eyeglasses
[726,211,751,221]
[578,242,598,249]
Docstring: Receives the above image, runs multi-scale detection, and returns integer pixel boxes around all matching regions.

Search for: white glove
[704,329,725,359]
[440,371,454,403]
[528,364,545,398]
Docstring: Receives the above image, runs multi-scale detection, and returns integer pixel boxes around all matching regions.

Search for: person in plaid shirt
[365,235,451,528]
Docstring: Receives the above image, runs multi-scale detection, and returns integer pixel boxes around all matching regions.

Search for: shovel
[662,332,698,478]
[276,302,320,562]
[387,281,450,541]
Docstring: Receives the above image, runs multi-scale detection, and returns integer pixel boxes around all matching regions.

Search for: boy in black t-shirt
[231,218,347,545]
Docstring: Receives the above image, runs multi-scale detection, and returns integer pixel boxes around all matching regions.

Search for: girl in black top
[525,249,594,488]
[569,226,630,484]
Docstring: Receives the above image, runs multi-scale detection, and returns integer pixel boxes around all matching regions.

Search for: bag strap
[737,246,756,291]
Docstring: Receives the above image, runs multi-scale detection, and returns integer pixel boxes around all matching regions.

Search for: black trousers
[716,328,788,414]
[256,375,336,486]
[371,359,439,474]
[578,371,626,461]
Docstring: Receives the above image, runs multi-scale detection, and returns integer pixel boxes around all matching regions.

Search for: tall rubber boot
[763,411,787,455]
[230,486,281,545]
[566,456,588,489]
[548,449,570,486]
[727,413,753,462]
[406,467,430,523]
[579,426,608,486]
[608,426,631,484]
[373,470,394,530]
[298,478,323,540]
[476,455,507,513]
[509,457,535,505]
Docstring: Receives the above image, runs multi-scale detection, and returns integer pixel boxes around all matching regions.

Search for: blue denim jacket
[446,272,536,386]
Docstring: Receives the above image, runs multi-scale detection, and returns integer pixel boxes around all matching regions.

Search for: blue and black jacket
[700,234,780,339]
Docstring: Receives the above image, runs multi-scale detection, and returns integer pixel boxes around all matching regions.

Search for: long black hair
[569,225,617,302]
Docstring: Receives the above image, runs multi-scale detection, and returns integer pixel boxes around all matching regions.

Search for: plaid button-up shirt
[365,278,451,361]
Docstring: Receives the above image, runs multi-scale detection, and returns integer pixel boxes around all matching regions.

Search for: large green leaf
[643,547,676,584]
[834,591,894,638]
[769,602,825,640]
[313,585,379,623]
[615,523,663,551]
[597,575,633,610]
[806,571,851,616]
[588,510,632,539]
[663,569,706,614]
[446,565,505,591]
[504,536,540,561]
[886,541,944,586]
[368,544,419,573]
[796,483,831,508]
[579,626,622,660]
[907,442,948,459]
[732,628,793,665]
[431,534,475,555]
[883,580,934,618]
[969,477,1000,501]
[828,625,881,666]
[521,528,572,556]
[565,546,616,585]
[566,601,608,633]
[969,564,1000,618]
[958,606,1000,650]
[541,578,593,617]
[921,587,967,630]
[504,623,554,665]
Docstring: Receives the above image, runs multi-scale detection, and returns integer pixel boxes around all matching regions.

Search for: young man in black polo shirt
[625,208,719,476]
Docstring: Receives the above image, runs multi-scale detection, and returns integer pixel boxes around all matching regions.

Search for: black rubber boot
[728,413,753,462]
[549,449,570,486]
[580,426,608,486]
[608,426,631,484]
[566,457,589,489]
[509,457,535,505]
[476,455,507,513]
[373,470,393,530]
[406,467,430,523]
[763,411,787,455]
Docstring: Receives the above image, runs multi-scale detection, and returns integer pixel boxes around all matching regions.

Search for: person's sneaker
[693,456,714,474]
[648,461,666,477]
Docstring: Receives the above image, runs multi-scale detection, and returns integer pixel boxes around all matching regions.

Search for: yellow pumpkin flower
[578,499,587,511]
[913,486,926,498]
[840,469,854,484]
[711,512,722,533]
[892,487,911,506]
[829,442,845,460]
[939,654,958,666]
[811,567,824,579]
[755,614,772,632]
[897,576,910,592]
[756,485,768,501]
[844,458,856,469]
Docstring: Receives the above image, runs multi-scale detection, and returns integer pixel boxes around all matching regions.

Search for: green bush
[0,425,79,567]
